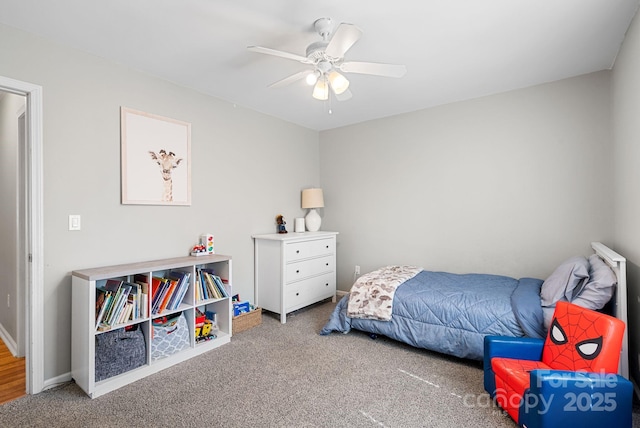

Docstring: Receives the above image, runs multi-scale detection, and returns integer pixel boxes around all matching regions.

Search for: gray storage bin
[95,326,146,382]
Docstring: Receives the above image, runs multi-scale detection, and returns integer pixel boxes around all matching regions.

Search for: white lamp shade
[328,71,350,95]
[301,188,324,208]
[306,71,319,86]
[312,78,329,100]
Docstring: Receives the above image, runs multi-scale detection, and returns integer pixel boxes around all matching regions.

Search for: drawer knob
[296,250,300,254]
[325,283,329,286]
[326,263,329,266]
[296,270,300,273]
[326,245,329,248]
[296,292,299,296]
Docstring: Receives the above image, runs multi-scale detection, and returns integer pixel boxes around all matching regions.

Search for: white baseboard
[336,290,349,298]
[0,323,19,357]
[43,372,72,391]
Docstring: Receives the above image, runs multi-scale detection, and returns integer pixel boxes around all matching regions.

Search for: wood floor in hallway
[0,338,25,405]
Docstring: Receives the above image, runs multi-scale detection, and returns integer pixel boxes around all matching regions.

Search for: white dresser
[252,231,338,323]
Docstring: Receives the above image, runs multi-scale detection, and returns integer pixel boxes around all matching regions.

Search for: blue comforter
[320,271,545,360]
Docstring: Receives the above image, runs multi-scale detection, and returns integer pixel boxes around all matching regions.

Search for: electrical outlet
[355,265,361,275]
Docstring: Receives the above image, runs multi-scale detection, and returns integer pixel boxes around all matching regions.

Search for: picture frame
[121,107,191,205]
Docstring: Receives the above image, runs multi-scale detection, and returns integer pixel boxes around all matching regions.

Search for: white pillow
[540,256,589,307]
[571,254,617,310]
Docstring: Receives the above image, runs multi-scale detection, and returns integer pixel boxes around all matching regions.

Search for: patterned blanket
[347,265,423,321]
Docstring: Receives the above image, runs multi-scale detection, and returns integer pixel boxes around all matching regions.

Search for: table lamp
[301,188,324,232]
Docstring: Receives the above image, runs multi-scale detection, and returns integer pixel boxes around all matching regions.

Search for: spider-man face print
[549,317,602,364]
[543,302,621,373]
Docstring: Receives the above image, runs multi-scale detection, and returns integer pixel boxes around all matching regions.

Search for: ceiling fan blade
[247,46,311,63]
[340,61,407,78]
[325,23,363,58]
[268,70,312,88]
[334,88,353,102]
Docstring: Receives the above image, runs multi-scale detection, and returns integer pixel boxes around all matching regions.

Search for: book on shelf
[95,280,132,330]
[95,288,112,328]
[171,271,191,310]
[151,276,169,315]
[133,273,148,285]
[158,278,178,313]
[101,279,123,325]
[134,274,150,319]
[212,275,229,298]
[198,270,209,300]
[149,271,193,314]
[194,274,201,302]
[105,283,132,325]
[117,301,134,324]
[140,290,148,319]
[201,271,216,299]
[132,282,145,320]
[166,271,189,311]
[202,271,221,299]
[201,269,228,299]
[127,283,139,320]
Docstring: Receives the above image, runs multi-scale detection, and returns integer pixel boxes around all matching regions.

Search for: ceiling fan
[247,18,407,101]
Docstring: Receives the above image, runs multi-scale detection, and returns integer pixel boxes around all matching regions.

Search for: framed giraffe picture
[120,107,191,205]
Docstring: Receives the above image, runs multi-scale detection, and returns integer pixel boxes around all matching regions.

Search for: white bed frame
[591,242,629,379]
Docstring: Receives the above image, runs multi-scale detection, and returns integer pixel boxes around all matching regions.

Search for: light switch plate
[69,214,81,231]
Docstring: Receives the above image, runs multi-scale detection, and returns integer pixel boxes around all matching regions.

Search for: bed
[320,242,629,378]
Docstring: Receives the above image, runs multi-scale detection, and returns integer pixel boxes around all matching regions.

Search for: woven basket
[232,307,262,334]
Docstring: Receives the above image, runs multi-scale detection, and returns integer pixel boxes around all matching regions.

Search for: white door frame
[0,75,44,394]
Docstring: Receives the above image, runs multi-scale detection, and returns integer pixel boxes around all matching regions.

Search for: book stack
[195,268,229,302]
[95,278,149,331]
[150,271,191,315]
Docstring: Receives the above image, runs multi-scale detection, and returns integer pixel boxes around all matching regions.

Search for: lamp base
[305,209,321,232]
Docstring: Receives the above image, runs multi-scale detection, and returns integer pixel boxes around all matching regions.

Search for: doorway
[0,76,44,395]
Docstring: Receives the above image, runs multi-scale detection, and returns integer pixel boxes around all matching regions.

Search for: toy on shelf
[190,233,215,256]
[190,244,207,256]
[201,234,214,254]
[276,215,288,234]
[195,309,218,343]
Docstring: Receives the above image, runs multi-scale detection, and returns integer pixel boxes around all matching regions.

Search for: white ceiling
[1,0,638,131]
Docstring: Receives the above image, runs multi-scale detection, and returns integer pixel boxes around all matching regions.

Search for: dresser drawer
[284,273,336,312]
[285,255,334,283]
[285,238,335,262]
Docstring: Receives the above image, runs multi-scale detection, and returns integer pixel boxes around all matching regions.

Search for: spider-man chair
[484,301,632,428]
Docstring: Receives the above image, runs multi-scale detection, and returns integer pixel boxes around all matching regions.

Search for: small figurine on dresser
[276,214,288,234]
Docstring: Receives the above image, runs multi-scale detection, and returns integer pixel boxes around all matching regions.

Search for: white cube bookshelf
[71,254,232,398]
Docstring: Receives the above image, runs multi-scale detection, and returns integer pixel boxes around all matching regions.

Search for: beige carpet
[0,300,637,427]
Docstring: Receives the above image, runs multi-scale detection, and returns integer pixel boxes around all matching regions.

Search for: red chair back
[542,301,624,373]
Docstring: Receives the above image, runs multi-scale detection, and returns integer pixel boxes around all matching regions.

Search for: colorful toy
[190,244,207,256]
[201,234,214,254]
[276,214,287,234]
[195,309,218,342]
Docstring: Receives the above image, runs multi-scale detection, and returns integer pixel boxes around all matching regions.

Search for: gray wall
[0,92,25,346]
[0,23,319,380]
[321,71,614,290]
[612,11,640,385]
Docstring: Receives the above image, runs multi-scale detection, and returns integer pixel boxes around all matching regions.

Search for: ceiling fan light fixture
[306,71,319,86]
[328,70,350,95]
[249,18,406,102]
[312,78,329,100]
